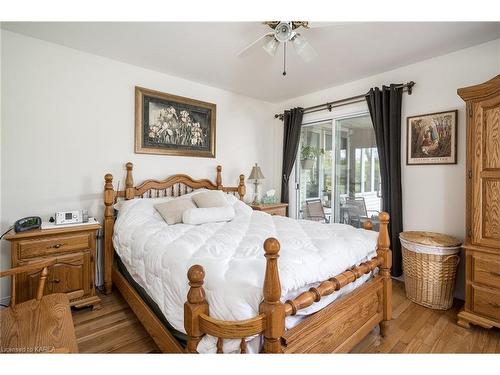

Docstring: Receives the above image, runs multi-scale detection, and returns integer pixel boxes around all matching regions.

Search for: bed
[103,162,392,353]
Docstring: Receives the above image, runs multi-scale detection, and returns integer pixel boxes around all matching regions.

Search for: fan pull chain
[283,42,287,76]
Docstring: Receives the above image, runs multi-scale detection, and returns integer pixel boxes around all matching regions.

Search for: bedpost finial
[216,165,222,188]
[104,173,114,206]
[187,264,205,285]
[185,264,208,353]
[238,174,246,201]
[125,162,135,199]
[264,237,280,257]
[379,211,390,223]
[187,265,206,306]
[363,219,373,231]
[377,211,391,251]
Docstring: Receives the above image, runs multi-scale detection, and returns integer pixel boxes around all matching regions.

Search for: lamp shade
[249,163,265,181]
[262,35,280,56]
[292,33,317,62]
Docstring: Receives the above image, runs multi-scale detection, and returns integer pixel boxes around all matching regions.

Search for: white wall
[275,39,500,298]
[0,30,278,300]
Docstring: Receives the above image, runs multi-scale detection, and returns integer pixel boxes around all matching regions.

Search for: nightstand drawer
[472,286,500,322]
[250,203,288,217]
[472,254,500,289]
[16,252,91,304]
[18,232,92,259]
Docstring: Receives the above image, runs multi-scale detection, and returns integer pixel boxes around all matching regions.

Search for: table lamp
[248,163,265,204]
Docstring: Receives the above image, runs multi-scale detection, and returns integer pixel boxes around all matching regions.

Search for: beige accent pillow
[192,190,229,208]
[154,198,197,225]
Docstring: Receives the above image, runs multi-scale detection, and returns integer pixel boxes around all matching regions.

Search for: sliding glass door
[297,121,333,221]
[296,113,381,229]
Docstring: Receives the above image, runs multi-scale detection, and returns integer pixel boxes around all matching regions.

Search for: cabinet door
[16,252,91,303]
[470,95,500,248]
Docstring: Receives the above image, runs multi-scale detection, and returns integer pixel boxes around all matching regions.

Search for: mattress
[113,192,378,353]
[115,256,188,347]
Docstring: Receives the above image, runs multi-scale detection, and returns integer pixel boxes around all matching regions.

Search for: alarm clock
[14,216,42,233]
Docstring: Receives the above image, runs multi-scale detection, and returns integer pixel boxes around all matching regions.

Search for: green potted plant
[300,145,325,169]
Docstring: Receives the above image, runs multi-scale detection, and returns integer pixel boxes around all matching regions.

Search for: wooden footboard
[282,277,384,353]
[185,212,392,353]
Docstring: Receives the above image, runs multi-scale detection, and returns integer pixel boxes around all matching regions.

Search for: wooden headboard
[102,162,246,294]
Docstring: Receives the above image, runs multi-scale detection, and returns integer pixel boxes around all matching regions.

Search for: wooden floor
[72,291,160,353]
[351,281,500,353]
[72,281,500,353]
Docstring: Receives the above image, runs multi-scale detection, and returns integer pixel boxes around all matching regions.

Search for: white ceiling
[2,22,500,102]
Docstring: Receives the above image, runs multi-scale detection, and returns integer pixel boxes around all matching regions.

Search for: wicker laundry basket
[400,231,462,310]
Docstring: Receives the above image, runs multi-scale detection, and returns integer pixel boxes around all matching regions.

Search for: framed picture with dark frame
[135,86,216,158]
[406,110,458,165]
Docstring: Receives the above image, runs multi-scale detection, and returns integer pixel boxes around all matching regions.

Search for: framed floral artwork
[406,110,457,165]
[135,86,216,158]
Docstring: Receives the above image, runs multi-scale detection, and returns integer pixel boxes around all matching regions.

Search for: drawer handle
[489,302,500,308]
[51,243,63,249]
[490,271,500,277]
[50,279,60,284]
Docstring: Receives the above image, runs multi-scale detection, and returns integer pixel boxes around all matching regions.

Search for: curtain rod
[274,81,415,120]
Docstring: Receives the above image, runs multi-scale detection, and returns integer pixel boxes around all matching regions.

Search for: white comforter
[113,193,378,353]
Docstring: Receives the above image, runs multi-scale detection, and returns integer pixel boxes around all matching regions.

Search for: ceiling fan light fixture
[274,22,293,43]
[262,35,280,56]
[292,33,317,62]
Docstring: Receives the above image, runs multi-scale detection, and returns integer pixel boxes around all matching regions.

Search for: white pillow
[155,198,197,225]
[192,190,229,208]
[182,206,235,225]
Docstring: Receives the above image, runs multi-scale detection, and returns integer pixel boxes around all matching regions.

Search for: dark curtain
[365,85,403,277]
[281,107,304,203]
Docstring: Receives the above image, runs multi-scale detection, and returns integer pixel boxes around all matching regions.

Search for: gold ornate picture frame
[135,86,216,158]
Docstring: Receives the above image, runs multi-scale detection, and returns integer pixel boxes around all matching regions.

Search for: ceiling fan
[237,21,327,76]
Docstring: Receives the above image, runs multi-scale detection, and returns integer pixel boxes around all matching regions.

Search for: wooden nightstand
[4,223,101,310]
[250,203,288,217]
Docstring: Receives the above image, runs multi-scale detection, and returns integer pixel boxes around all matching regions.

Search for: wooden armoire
[457,75,500,329]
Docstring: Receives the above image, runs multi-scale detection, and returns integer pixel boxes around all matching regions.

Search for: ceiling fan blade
[236,33,274,57]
